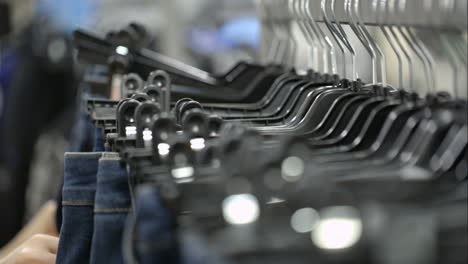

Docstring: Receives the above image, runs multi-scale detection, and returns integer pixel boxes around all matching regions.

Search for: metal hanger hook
[354,0,388,87]
[346,0,375,82]
[387,0,415,90]
[306,0,335,74]
[439,0,464,98]
[396,0,433,95]
[297,0,322,71]
[376,0,405,90]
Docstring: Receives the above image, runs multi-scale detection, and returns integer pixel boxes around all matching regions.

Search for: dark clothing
[56,152,101,264]
[90,153,131,264]
[132,185,181,264]
[0,22,77,246]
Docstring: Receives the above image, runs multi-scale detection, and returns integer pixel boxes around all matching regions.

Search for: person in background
[0,1,92,262]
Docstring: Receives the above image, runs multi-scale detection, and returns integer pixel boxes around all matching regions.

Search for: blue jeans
[56,152,102,264]
[90,153,132,264]
[56,109,102,232]
[179,230,232,264]
[125,185,230,264]
[131,184,181,264]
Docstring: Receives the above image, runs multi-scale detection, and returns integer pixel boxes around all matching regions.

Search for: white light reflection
[281,156,305,182]
[142,129,152,141]
[171,166,194,179]
[116,45,129,56]
[290,208,320,233]
[400,166,431,181]
[267,197,286,204]
[311,206,363,250]
[125,126,137,136]
[157,143,170,156]
[222,194,260,225]
[190,138,205,150]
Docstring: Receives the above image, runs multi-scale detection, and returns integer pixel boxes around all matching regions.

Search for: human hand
[0,234,58,264]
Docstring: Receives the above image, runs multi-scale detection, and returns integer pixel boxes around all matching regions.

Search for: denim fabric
[179,231,232,264]
[128,185,228,264]
[68,108,95,153]
[90,153,132,264]
[93,127,105,152]
[57,104,95,232]
[133,185,181,264]
[56,152,102,264]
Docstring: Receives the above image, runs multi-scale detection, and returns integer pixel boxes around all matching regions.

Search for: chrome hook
[322,0,356,79]
[264,0,284,65]
[305,0,335,74]
[396,0,432,95]
[438,0,465,98]
[282,0,298,69]
[387,0,415,90]
[354,0,387,87]
[401,6,437,93]
[294,0,321,71]
[346,0,378,84]
[375,0,405,89]
[270,0,289,66]
[325,0,347,77]
[257,0,275,64]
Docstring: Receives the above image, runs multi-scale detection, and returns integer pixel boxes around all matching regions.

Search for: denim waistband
[94,153,132,213]
[62,152,102,203]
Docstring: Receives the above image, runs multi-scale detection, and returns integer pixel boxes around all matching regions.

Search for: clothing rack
[46,1,468,264]
[259,0,468,30]
[257,0,468,99]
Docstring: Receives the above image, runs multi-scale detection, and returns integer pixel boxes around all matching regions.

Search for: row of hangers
[90,68,466,264]
[258,0,467,96]
[76,1,467,263]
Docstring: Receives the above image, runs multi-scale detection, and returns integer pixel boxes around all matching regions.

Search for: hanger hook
[287,0,304,68]
[266,0,285,66]
[295,0,321,71]
[354,0,387,87]
[289,0,304,70]
[438,0,464,99]
[327,0,347,77]
[387,0,415,90]
[281,0,295,69]
[271,0,288,66]
[302,0,326,73]
[306,0,335,74]
[376,0,404,89]
[346,0,379,84]
[279,0,295,69]
[348,0,373,75]
[401,1,437,94]
[396,0,433,95]
[322,0,356,79]
[331,0,357,79]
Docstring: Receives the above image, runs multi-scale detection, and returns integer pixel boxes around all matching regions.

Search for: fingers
[21,235,58,264]
[42,201,59,237]
[38,252,56,264]
[0,234,59,264]
[34,235,59,254]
